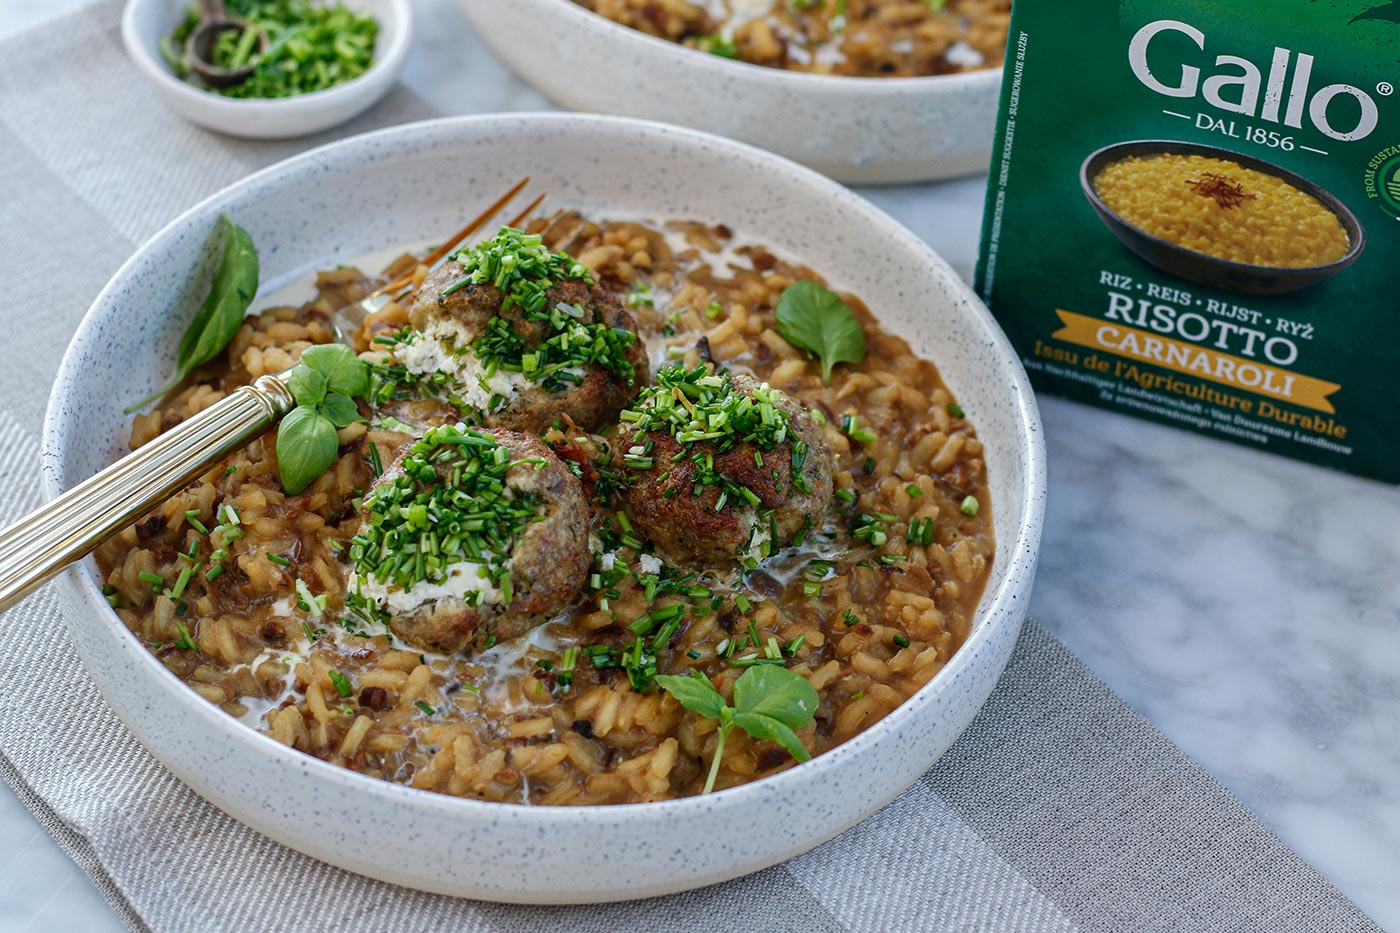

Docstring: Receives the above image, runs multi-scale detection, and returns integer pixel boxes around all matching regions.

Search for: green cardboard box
[976,0,1400,483]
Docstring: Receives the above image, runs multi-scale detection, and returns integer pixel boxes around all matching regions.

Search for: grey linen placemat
[0,3,1381,931]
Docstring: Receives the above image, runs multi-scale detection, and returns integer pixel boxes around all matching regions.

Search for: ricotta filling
[740,510,773,567]
[358,559,504,615]
[394,320,535,411]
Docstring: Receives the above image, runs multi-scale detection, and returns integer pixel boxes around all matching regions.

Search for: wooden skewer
[369,176,532,299]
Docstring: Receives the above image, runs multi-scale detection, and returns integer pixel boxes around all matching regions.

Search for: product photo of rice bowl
[1080,140,1366,294]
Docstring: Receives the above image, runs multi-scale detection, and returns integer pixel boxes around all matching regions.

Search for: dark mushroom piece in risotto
[402,227,649,434]
[349,427,590,655]
[613,365,835,566]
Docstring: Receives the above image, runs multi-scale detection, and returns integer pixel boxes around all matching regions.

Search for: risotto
[573,0,1012,77]
[96,214,994,805]
[1093,154,1350,268]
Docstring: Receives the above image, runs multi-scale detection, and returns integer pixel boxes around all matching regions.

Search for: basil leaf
[301,343,369,397]
[732,665,819,730]
[732,711,811,763]
[177,215,258,377]
[277,407,339,495]
[125,215,258,411]
[320,392,361,428]
[775,280,866,385]
[656,670,728,720]
[286,366,327,408]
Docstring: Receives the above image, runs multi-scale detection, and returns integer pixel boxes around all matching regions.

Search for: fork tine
[370,177,532,298]
[506,193,547,229]
[550,215,590,257]
[532,208,567,240]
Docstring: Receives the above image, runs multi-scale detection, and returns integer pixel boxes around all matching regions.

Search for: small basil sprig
[277,344,369,495]
[127,214,259,412]
[656,664,819,794]
[775,280,867,386]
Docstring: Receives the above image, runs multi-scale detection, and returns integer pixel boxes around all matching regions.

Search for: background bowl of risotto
[43,113,1044,901]
[1081,139,1367,295]
[456,0,1007,184]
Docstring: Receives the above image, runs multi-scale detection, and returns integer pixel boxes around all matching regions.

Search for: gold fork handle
[0,375,295,613]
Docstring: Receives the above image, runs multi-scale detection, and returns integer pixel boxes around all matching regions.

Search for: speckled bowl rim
[120,0,414,114]
[532,0,1003,92]
[43,113,1043,828]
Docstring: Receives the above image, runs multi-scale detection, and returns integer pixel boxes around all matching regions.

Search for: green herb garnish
[127,215,258,412]
[348,423,541,601]
[161,0,379,100]
[775,281,866,386]
[623,365,790,449]
[960,495,980,517]
[442,227,638,393]
[328,670,353,697]
[656,665,818,794]
[695,34,739,58]
[173,621,198,651]
[276,343,369,495]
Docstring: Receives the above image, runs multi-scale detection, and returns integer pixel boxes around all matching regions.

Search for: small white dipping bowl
[122,0,413,139]
[44,114,1044,902]
[457,0,1003,185]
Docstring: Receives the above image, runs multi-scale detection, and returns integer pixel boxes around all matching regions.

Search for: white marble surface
[1,0,1397,930]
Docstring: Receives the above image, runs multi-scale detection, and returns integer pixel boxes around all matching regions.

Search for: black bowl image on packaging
[1080,140,1366,296]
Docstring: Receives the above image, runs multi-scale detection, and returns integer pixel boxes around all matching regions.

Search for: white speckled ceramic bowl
[456,0,1002,185]
[44,114,1043,902]
[121,0,413,139]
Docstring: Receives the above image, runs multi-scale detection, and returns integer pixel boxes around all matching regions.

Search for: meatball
[405,261,649,434]
[351,427,590,655]
[614,369,835,565]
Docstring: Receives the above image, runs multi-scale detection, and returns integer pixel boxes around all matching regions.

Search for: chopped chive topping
[841,414,877,445]
[138,571,164,587]
[266,553,291,567]
[184,510,209,535]
[906,484,922,498]
[349,423,540,600]
[414,700,436,715]
[842,609,860,627]
[558,646,580,689]
[893,634,911,648]
[168,564,197,600]
[834,488,856,504]
[947,402,964,418]
[960,495,980,517]
[851,514,889,547]
[173,621,197,651]
[907,517,935,547]
[328,670,353,697]
[444,227,638,391]
[621,365,791,453]
[802,581,822,597]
